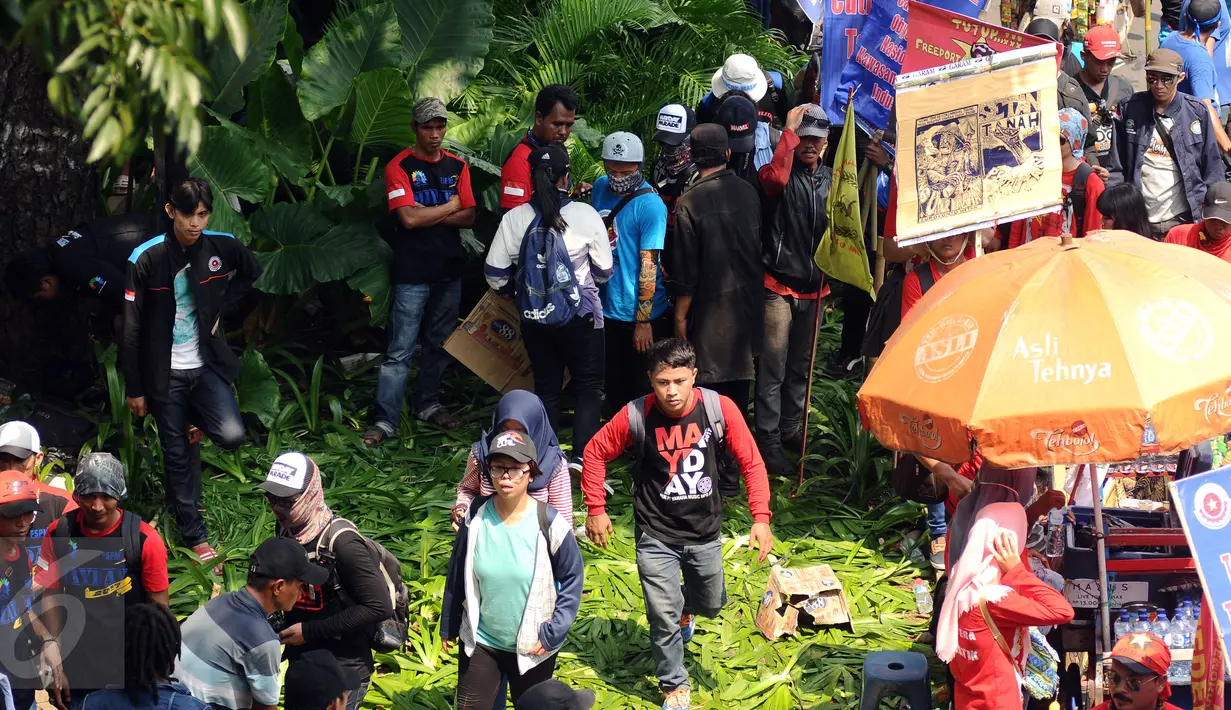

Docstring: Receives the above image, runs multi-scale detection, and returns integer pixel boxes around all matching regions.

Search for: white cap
[258,451,313,498]
[601,131,645,163]
[654,104,696,146]
[0,421,40,460]
[712,53,767,102]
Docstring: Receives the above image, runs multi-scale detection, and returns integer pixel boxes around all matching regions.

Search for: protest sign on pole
[1192,596,1227,710]
[902,2,1051,73]
[822,0,872,124]
[892,44,1062,245]
[1170,466,1231,686]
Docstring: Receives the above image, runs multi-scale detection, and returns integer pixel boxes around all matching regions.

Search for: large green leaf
[189,126,274,203]
[346,249,392,328]
[251,204,385,293]
[397,0,493,100]
[207,0,288,116]
[350,68,414,154]
[297,3,401,121]
[281,14,304,76]
[234,349,280,427]
[246,66,314,183]
[205,199,252,244]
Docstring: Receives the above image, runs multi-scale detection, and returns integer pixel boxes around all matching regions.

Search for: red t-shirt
[500,142,535,210]
[35,510,169,594]
[1164,222,1231,260]
[950,564,1075,710]
[1007,166,1105,248]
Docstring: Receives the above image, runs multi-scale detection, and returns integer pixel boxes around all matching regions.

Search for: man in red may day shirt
[582,338,773,710]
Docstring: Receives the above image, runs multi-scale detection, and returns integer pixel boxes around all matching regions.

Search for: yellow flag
[814,100,875,299]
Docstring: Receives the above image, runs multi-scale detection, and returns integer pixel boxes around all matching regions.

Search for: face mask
[928,236,969,266]
[661,140,692,176]
[607,170,643,195]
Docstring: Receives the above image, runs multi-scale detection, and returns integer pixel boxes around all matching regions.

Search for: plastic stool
[857,651,931,710]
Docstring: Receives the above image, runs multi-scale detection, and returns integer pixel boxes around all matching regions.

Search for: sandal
[424,410,464,430]
[191,542,224,576]
[363,426,390,447]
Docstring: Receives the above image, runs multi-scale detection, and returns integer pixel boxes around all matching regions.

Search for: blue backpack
[516,202,582,327]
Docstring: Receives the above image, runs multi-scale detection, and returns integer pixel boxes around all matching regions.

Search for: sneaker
[679,612,696,643]
[824,354,862,380]
[929,537,946,572]
[662,687,691,710]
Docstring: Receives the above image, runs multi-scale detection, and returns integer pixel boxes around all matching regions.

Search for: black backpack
[1066,162,1094,239]
[51,511,142,586]
[315,518,410,653]
[861,263,937,359]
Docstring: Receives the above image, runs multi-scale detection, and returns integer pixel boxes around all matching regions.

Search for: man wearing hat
[753,103,833,477]
[1026,19,1095,152]
[367,96,476,446]
[0,421,76,567]
[34,452,169,707]
[651,104,699,260]
[1162,0,1231,152]
[177,537,328,710]
[1090,632,1182,710]
[670,124,765,486]
[713,96,760,184]
[514,680,595,710]
[1164,180,1231,256]
[1075,25,1133,172]
[1109,48,1223,239]
[0,471,49,710]
[593,131,670,411]
[696,53,790,169]
[283,649,361,710]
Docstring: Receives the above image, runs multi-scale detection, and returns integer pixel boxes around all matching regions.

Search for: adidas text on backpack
[516,201,582,327]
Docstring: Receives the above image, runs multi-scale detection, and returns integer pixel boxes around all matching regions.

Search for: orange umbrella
[858,231,1231,466]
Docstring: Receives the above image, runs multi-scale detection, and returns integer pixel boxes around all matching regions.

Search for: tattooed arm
[634,249,659,352]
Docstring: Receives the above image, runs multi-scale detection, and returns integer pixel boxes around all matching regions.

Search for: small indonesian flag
[124,289,136,302]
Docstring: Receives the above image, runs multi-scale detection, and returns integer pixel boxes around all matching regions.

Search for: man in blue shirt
[1162,0,1231,152]
[592,132,671,411]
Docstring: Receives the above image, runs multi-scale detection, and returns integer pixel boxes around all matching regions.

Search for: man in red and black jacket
[499,84,580,210]
[582,338,773,710]
[122,178,261,562]
[364,97,476,445]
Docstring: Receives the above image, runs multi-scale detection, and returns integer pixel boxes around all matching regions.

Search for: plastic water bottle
[913,578,933,615]
[1114,610,1131,643]
[1132,610,1151,634]
[1045,508,1066,557]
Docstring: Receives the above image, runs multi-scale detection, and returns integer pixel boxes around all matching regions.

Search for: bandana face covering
[607,169,643,195]
[275,459,334,544]
[662,139,692,176]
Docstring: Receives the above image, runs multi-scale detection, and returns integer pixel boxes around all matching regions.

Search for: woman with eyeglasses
[452,390,574,533]
[441,430,584,709]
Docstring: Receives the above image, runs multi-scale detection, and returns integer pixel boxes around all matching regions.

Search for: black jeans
[149,366,245,546]
[604,315,672,415]
[521,314,605,459]
[339,656,373,710]
[837,282,873,361]
[456,644,557,709]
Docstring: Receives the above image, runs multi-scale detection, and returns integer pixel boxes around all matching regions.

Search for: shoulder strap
[979,596,1015,660]
[917,262,938,295]
[122,512,142,577]
[317,517,358,558]
[699,388,726,445]
[627,396,648,448]
[1070,162,1094,238]
[1153,113,1183,174]
[537,500,551,552]
[603,187,655,228]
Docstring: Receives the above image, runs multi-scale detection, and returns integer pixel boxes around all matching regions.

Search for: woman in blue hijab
[452,390,573,530]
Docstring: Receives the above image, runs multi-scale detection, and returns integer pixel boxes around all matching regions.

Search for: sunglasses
[491,464,530,481]
[1108,671,1160,692]
[1145,74,1177,86]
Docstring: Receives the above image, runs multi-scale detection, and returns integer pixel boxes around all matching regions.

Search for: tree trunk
[0,46,96,389]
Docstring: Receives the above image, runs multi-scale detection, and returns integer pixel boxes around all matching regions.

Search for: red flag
[1192,595,1227,710]
[902,2,1050,74]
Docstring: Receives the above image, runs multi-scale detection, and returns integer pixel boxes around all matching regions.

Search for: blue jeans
[149,366,245,545]
[373,279,461,433]
[926,501,947,539]
[635,533,726,692]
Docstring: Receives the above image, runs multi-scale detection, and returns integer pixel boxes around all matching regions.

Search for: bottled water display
[1131,610,1151,634]
[1113,610,1130,643]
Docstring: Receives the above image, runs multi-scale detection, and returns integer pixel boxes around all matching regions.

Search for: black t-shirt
[633,398,725,545]
[1162,0,1183,29]
[48,213,156,310]
[1079,76,1133,163]
[0,543,38,689]
[382,148,476,285]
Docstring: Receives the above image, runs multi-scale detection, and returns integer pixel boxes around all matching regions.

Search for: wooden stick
[798,295,823,488]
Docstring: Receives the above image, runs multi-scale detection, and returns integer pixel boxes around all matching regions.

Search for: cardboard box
[444,291,535,393]
[755,565,851,640]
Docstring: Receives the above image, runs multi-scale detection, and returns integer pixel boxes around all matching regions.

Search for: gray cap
[796,104,831,139]
[413,97,448,124]
[0,421,39,460]
[75,452,127,500]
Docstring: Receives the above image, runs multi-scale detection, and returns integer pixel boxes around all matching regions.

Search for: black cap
[1189,0,1221,26]
[1204,182,1231,222]
[691,123,729,157]
[714,95,757,153]
[514,680,597,710]
[249,538,329,586]
[530,143,571,183]
[284,650,361,710]
[1025,17,1061,41]
[488,430,537,464]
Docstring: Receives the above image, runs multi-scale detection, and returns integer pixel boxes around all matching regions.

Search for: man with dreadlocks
[80,604,208,710]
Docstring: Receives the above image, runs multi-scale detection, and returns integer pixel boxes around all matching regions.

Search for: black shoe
[762,447,792,477]
[780,430,804,453]
[823,354,861,379]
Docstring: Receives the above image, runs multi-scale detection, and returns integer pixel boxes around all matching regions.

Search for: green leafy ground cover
[81,316,940,709]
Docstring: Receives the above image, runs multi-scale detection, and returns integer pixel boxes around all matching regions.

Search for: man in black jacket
[122,179,261,561]
[753,104,832,476]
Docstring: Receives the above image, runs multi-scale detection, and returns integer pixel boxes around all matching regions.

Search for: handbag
[979,597,1060,700]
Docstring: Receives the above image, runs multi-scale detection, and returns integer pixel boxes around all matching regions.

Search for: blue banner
[822,0,872,124]
[832,0,989,133]
[1171,465,1231,660]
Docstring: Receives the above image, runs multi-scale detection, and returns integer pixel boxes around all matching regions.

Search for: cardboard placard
[756,565,851,640]
[444,290,535,394]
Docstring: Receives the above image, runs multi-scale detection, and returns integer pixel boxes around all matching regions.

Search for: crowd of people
[5,3,1231,706]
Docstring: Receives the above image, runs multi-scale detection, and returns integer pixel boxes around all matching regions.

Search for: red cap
[0,470,39,518]
[1084,24,1122,60]
[1111,632,1172,698]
